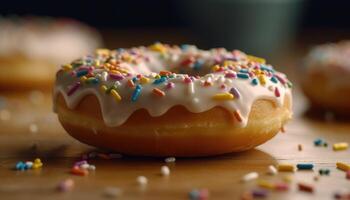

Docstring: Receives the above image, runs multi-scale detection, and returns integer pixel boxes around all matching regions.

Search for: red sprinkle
[70,166,88,176]
[67,82,81,96]
[298,183,314,193]
[152,88,165,97]
[274,87,280,97]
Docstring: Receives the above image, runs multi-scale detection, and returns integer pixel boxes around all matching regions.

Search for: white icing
[0,17,101,63]
[53,45,292,127]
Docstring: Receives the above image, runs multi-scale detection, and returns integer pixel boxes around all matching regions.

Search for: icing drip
[53,43,292,127]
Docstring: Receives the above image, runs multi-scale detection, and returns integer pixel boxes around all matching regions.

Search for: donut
[0,16,102,90]
[53,43,293,157]
[302,41,350,116]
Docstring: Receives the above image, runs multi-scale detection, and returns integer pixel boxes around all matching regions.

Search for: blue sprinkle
[188,189,200,200]
[260,65,275,72]
[76,69,89,77]
[314,138,323,146]
[15,161,25,171]
[297,163,314,170]
[237,73,249,79]
[239,69,249,74]
[251,78,258,86]
[153,77,167,84]
[270,76,278,83]
[193,60,204,71]
[131,85,142,102]
[180,44,190,51]
[132,77,138,83]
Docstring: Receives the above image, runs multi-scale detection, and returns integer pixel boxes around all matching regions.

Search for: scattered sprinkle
[296,163,314,170]
[165,157,176,163]
[333,142,349,151]
[319,168,330,176]
[136,176,148,186]
[267,165,278,175]
[57,179,74,192]
[188,188,209,200]
[298,144,303,151]
[213,93,234,100]
[242,172,259,182]
[103,187,123,198]
[277,164,294,172]
[160,166,170,176]
[336,162,350,171]
[298,182,314,193]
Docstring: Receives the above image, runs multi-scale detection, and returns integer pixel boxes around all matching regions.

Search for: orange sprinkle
[153,88,165,97]
[159,71,172,76]
[127,80,135,88]
[71,166,88,176]
[233,110,242,122]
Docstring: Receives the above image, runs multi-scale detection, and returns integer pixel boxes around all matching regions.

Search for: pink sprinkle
[184,77,192,83]
[275,183,289,191]
[248,72,254,77]
[225,72,237,78]
[274,87,280,97]
[275,74,286,85]
[67,82,80,96]
[220,84,226,89]
[166,82,175,89]
[109,73,124,80]
[74,160,87,167]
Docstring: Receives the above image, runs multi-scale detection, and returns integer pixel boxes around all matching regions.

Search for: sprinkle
[86,77,99,84]
[62,64,72,71]
[100,85,108,93]
[96,48,110,56]
[160,166,170,176]
[166,82,175,89]
[193,60,204,70]
[71,166,88,176]
[15,161,26,171]
[257,180,275,190]
[258,75,266,85]
[29,123,38,133]
[297,163,314,170]
[298,183,314,193]
[318,168,330,175]
[25,161,33,169]
[189,189,209,200]
[103,187,123,198]
[110,89,122,101]
[231,111,242,123]
[277,164,294,172]
[225,72,237,78]
[270,76,278,83]
[32,158,43,169]
[76,69,89,77]
[314,138,323,146]
[153,77,167,85]
[242,172,259,182]
[333,142,349,151]
[298,144,303,151]
[136,176,148,186]
[336,162,350,171]
[267,165,278,175]
[247,55,266,64]
[184,77,192,83]
[159,70,172,76]
[152,88,165,97]
[109,73,124,80]
[57,179,74,192]
[165,157,176,163]
[274,87,280,97]
[275,74,286,85]
[67,82,81,96]
[229,87,240,99]
[213,93,234,100]
[237,73,249,79]
[149,43,167,53]
[251,78,258,85]
[131,85,142,102]
[127,79,135,88]
[252,189,268,198]
[275,183,289,191]
[140,77,150,84]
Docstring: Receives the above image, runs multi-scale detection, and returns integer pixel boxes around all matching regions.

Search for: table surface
[1,30,350,200]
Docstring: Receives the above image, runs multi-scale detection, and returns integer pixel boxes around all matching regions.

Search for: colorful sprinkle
[336,162,350,171]
[213,93,234,100]
[110,89,122,101]
[152,88,165,97]
[298,182,314,193]
[297,163,314,170]
[229,87,240,99]
[237,73,249,79]
[278,164,294,172]
[131,85,142,102]
[67,82,81,96]
[242,172,259,182]
[333,142,349,151]
[160,166,170,176]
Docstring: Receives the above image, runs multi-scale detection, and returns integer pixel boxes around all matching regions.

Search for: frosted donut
[54,43,293,157]
[302,41,350,115]
[0,17,102,90]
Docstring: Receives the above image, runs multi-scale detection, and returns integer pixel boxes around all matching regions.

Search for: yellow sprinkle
[110,89,122,102]
[62,64,72,71]
[110,70,122,75]
[100,85,108,93]
[212,65,220,72]
[336,162,350,171]
[32,163,43,169]
[140,77,150,84]
[95,48,110,56]
[80,76,88,82]
[223,60,234,67]
[213,93,234,100]
[257,180,275,190]
[154,74,161,79]
[94,60,100,67]
[333,142,349,151]
[247,55,266,64]
[278,164,294,172]
[149,43,167,53]
[258,75,266,85]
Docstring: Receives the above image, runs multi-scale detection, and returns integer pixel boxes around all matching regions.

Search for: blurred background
[1,0,350,87]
